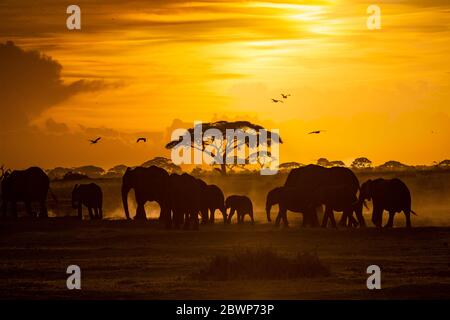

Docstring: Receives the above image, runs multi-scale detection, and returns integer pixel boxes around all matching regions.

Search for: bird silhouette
[136,137,147,143]
[271,99,284,103]
[281,93,291,99]
[308,130,326,134]
[89,137,101,144]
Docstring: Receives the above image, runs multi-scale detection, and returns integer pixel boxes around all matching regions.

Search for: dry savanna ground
[0,170,449,299]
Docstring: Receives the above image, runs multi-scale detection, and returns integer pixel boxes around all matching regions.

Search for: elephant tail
[411,210,417,216]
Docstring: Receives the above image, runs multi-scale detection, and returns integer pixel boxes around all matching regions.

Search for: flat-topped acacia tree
[165,121,282,175]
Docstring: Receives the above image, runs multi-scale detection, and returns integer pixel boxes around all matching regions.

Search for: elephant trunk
[121,184,131,220]
[266,203,272,222]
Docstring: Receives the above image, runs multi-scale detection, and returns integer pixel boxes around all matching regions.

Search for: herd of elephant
[0,164,416,229]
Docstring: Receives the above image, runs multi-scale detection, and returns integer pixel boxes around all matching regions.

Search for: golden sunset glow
[0,0,449,169]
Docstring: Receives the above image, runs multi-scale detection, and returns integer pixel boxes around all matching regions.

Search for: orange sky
[0,0,449,169]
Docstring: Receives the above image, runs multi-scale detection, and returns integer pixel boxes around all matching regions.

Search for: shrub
[194,248,330,281]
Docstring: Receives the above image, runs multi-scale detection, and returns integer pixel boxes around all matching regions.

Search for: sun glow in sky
[0,0,449,169]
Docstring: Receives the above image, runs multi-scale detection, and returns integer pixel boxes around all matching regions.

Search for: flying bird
[89,137,101,144]
[308,130,326,134]
[136,137,147,143]
[281,93,291,99]
[271,99,284,103]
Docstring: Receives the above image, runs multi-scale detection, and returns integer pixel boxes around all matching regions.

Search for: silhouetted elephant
[284,164,365,227]
[312,184,359,228]
[359,178,416,228]
[195,179,227,224]
[206,185,226,223]
[1,167,49,218]
[226,195,254,224]
[195,178,210,224]
[121,166,171,227]
[72,183,103,220]
[169,173,201,230]
[266,186,317,227]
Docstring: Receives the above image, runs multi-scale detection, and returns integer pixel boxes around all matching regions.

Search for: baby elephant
[72,183,103,220]
[225,195,254,224]
[359,178,416,228]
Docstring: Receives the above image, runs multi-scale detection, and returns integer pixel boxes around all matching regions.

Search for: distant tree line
[42,157,450,181]
[46,157,182,181]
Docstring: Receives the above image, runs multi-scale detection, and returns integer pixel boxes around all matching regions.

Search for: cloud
[44,118,70,134]
[0,41,110,130]
[0,119,169,169]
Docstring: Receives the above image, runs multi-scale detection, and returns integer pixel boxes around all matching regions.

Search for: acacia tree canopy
[165,121,282,175]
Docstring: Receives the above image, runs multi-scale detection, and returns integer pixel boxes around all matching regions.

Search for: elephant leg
[329,212,337,228]
[191,212,199,230]
[405,210,412,228]
[250,212,255,225]
[341,209,353,228]
[77,205,82,219]
[281,210,289,227]
[172,210,179,229]
[321,208,330,228]
[227,208,235,224]
[209,208,215,224]
[98,207,103,219]
[302,212,308,227]
[338,210,347,227]
[183,212,190,229]
[275,208,285,227]
[322,207,336,228]
[354,202,366,227]
[178,210,184,227]
[135,202,147,220]
[25,201,35,218]
[173,209,183,229]
[173,214,180,229]
[355,210,365,227]
[309,208,319,227]
[325,208,337,229]
[40,200,48,218]
[160,206,171,229]
[275,215,281,226]
[372,208,379,228]
[337,216,346,227]
[384,211,395,228]
[221,207,227,224]
[177,211,184,228]
[348,213,358,227]
[200,208,208,224]
[237,211,243,224]
[275,213,281,227]
[88,207,94,220]
[372,207,383,228]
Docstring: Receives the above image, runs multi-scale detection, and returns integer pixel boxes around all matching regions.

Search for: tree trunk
[220,163,227,176]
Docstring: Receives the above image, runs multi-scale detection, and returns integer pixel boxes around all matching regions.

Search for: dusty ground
[1,218,449,299]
